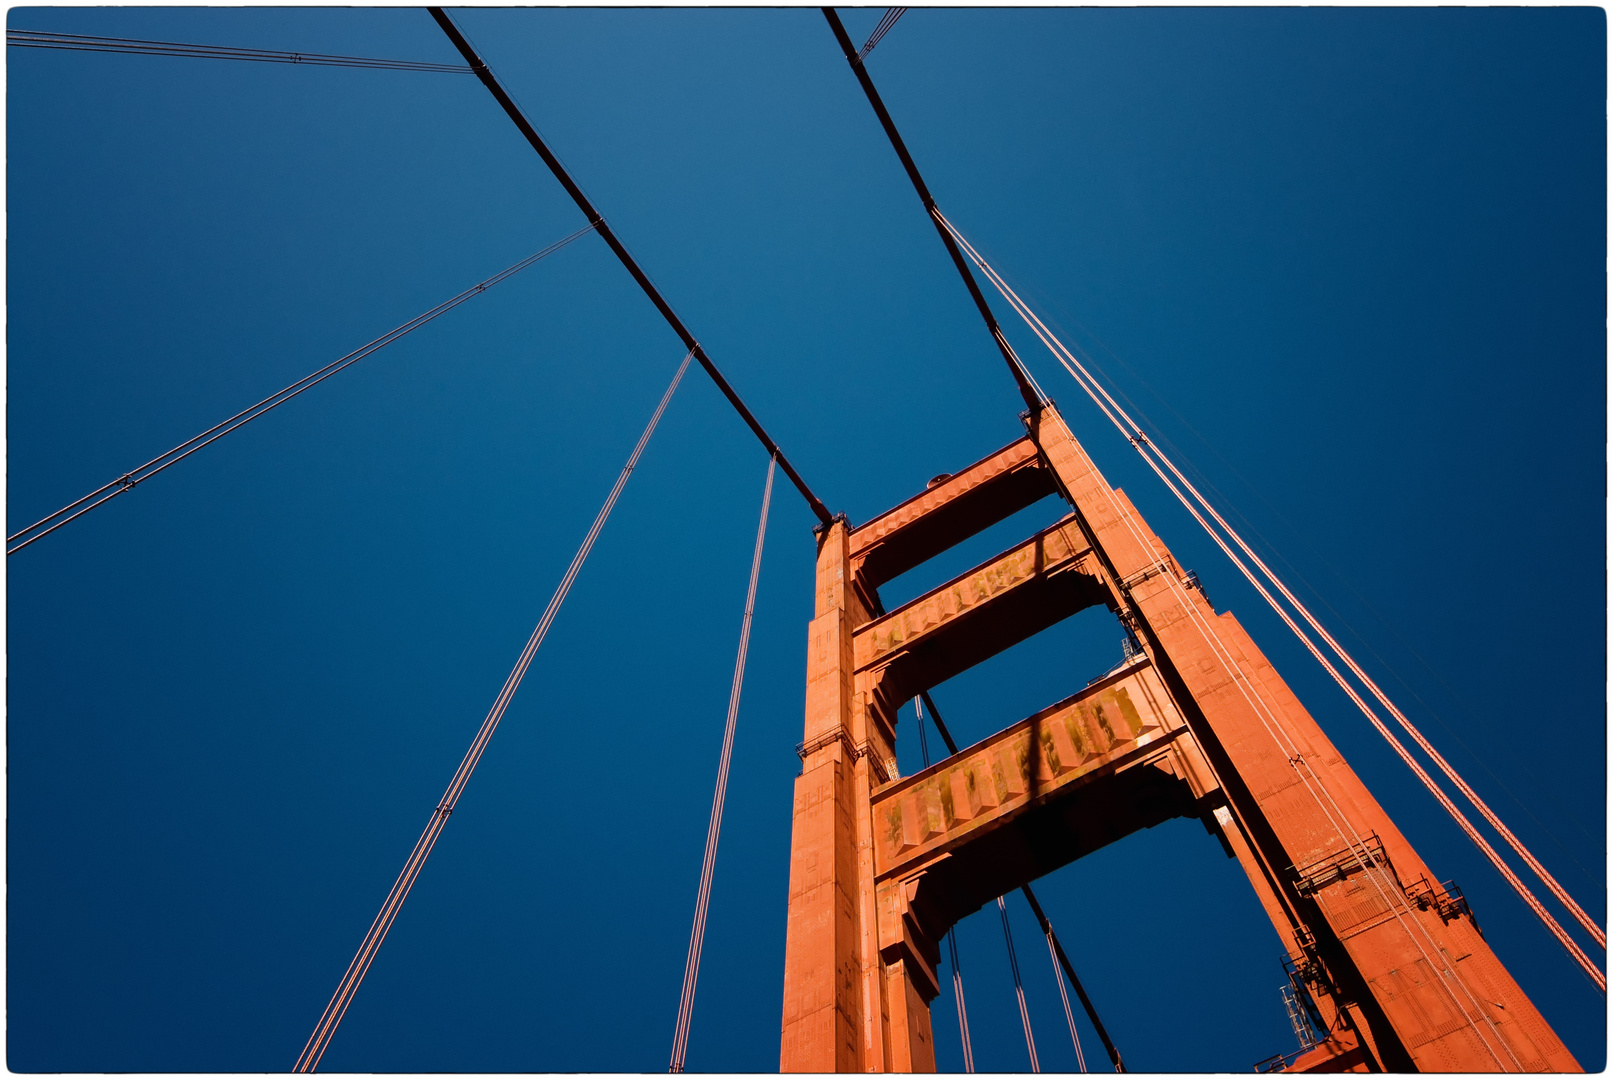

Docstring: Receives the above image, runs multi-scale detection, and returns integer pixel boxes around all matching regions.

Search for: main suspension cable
[8,223,596,555]
[7,28,473,73]
[820,7,1041,412]
[292,351,692,1073]
[429,7,832,527]
[935,209,1607,985]
[821,9,1575,967]
[668,454,776,1073]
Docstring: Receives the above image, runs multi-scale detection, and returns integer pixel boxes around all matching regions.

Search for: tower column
[781,520,887,1071]
[1028,403,1578,1073]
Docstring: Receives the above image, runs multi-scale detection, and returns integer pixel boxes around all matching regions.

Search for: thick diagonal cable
[937,209,1609,975]
[920,690,1127,1069]
[8,223,595,555]
[8,29,472,72]
[998,895,1041,1072]
[855,8,906,62]
[668,454,776,1073]
[293,351,692,1073]
[821,7,1041,412]
[430,7,831,527]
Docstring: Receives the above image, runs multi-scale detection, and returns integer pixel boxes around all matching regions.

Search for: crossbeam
[869,658,1225,1005]
[872,657,1208,882]
[849,436,1055,590]
[853,515,1108,711]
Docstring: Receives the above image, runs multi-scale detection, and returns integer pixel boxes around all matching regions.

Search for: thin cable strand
[8,224,595,555]
[998,895,1040,1072]
[948,928,975,1072]
[916,696,975,1074]
[668,454,776,1073]
[292,351,691,1073]
[7,29,471,72]
[1045,930,1086,1072]
[855,8,906,61]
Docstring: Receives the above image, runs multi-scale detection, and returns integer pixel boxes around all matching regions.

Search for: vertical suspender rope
[948,932,977,1073]
[293,352,693,1073]
[998,895,1041,1072]
[668,454,777,1073]
[1046,930,1087,1072]
[1020,884,1124,1072]
[915,697,975,1072]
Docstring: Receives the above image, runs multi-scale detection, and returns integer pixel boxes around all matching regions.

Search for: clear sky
[7,5,1605,1073]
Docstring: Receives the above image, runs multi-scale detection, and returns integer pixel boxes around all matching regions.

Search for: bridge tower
[778,400,1579,1073]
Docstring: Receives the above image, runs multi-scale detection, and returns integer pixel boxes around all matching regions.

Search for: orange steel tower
[778,400,1580,1073]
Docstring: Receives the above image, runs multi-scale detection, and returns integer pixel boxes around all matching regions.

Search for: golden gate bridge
[7,8,1604,1073]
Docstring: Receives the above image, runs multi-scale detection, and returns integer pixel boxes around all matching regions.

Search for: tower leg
[781,521,894,1071]
[1029,405,1579,1073]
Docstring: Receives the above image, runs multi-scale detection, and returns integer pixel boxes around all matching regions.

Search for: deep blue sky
[7,6,1604,1073]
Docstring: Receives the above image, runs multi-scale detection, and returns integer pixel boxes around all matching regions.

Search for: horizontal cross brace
[853,517,1108,708]
[850,436,1057,589]
[871,657,1208,882]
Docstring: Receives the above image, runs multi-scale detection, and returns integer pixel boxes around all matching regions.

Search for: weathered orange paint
[779,402,1579,1073]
